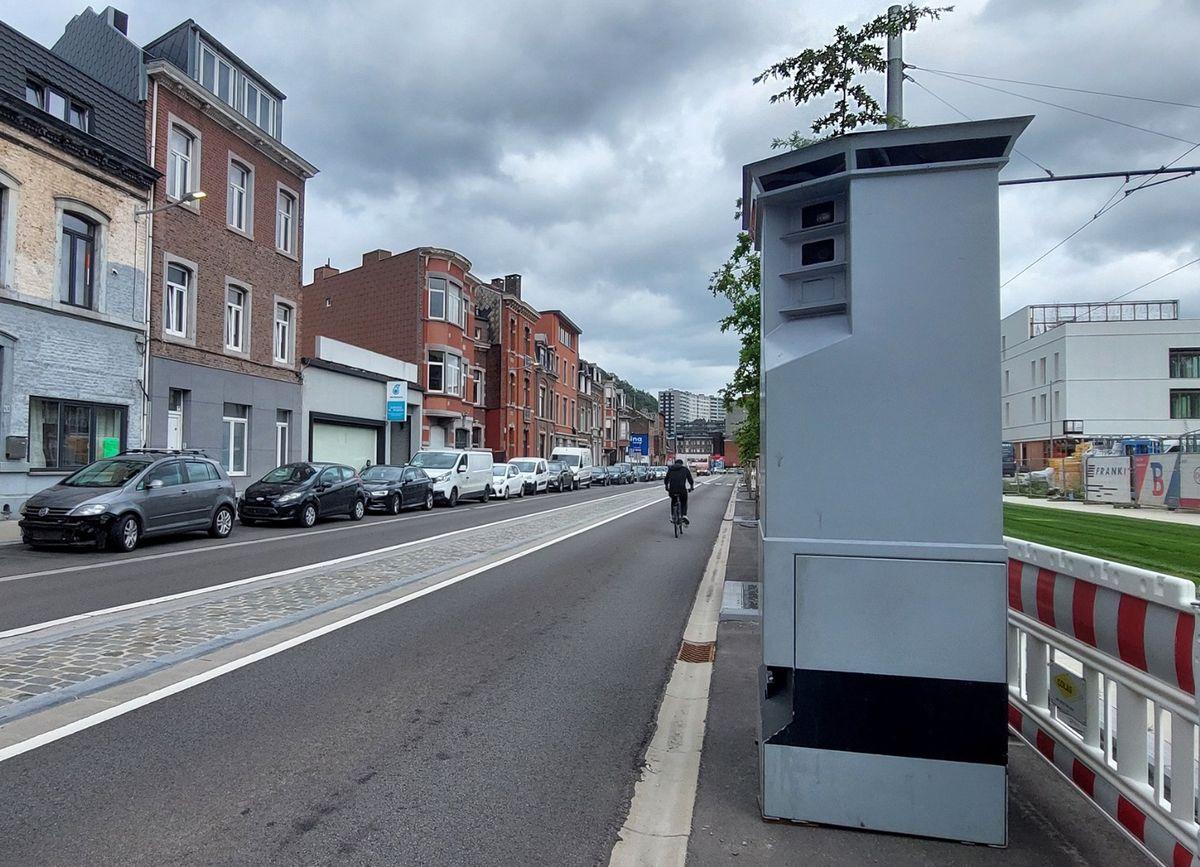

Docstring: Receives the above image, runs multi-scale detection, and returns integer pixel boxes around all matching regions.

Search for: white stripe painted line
[609,483,737,866]
[0,489,672,764]
[0,486,646,585]
[0,488,659,641]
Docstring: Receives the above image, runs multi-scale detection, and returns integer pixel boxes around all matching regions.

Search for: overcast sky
[11,1,1200,396]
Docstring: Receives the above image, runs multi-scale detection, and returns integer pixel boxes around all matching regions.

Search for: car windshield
[60,459,149,488]
[552,454,580,466]
[616,463,631,471]
[362,466,403,482]
[511,460,538,473]
[259,464,316,485]
[410,452,459,470]
[547,461,565,472]
[492,465,509,476]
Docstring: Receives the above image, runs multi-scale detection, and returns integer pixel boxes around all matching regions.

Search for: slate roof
[0,19,154,187]
[51,6,143,102]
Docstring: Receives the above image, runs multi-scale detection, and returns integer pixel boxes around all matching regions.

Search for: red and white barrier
[1007,538,1200,867]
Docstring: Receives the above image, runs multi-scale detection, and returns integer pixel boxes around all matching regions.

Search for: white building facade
[658,388,726,437]
[1000,301,1200,465]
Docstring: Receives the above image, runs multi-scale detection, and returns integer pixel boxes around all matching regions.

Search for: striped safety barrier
[1006,538,1200,867]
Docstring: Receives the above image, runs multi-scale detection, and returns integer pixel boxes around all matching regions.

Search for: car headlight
[275,491,303,504]
[19,500,30,515]
[69,503,108,517]
[370,490,388,497]
[434,472,451,483]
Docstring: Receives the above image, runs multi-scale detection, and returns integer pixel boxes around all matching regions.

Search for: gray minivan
[18,449,237,552]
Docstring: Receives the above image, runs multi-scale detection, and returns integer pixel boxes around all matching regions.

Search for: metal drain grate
[678,640,716,663]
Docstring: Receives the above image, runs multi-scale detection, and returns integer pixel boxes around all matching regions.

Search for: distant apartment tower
[659,388,726,437]
[1000,300,1200,466]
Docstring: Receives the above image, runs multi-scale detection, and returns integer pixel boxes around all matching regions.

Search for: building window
[28,397,125,469]
[1171,390,1200,419]
[1004,402,1010,426]
[538,386,546,419]
[472,367,484,405]
[428,351,445,393]
[227,160,252,232]
[273,302,293,364]
[276,409,290,466]
[167,124,195,201]
[164,263,191,336]
[25,80,89,130]
[1030,360,1036,385]
[446,354,462,397]
[244,80,277,137]
[1039,357,1046,385]
[1003,369,1009,393]
[222,403,248,475]
[59,212,96,308]
[1054,390,1061,418]
[1039,393,1047,421]
[199,43,235,107]
[447,285,462,327]
[276,188,296,254]
[225,284,247,352]
[1053,352,1060,381]
[1170,349,1200,379]
[428,277,446,320]
[167,389,185,450]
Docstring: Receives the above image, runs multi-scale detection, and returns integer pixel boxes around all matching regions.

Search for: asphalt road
[0,479,731,865]
[0,481,655,632]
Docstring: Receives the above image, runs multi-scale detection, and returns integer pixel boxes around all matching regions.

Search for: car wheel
[299,502,318,528]
[502,487,509,500]
[480,485,490,503]
[109,514,140,552]
[448,487,459,508]
[350,498,366,521]
[209,505,235,538]
[519,486,525,498]
[390,494,402,515]
[424,490,434,511]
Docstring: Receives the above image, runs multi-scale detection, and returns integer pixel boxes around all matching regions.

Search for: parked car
[611,463,634,485]
[546,460,573,492]
[361,464,434,513]
[549,446,594,489]
[239,462,366,527]
[491,462,526,499]
[19,449,236,552]
[410,448,493,506]
[510,457,550,494]
[591,466,611,486]
[632,464,649,483]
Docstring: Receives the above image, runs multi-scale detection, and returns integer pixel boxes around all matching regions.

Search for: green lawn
[1004,503,1200,583]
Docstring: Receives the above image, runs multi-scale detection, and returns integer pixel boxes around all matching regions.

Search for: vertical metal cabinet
[743,117,1032,845]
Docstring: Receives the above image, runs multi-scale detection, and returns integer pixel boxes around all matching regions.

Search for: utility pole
[886,4,903,127]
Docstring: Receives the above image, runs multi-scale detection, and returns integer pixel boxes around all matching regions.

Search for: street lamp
[134,189,206,217]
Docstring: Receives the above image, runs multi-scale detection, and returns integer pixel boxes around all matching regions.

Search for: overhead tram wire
[907,66,1200,147]
[905,74,1055,177]
[905,66,1200,111]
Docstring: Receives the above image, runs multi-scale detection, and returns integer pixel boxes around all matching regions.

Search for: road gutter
[609,482,737,866]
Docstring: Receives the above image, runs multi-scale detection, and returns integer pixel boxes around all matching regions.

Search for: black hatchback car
[238,463,366,527]
[19,450,237,552]
[546,460,573,493]
[361,464,435,513]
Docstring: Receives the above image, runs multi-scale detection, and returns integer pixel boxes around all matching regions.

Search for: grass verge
[1003,503,1200,584]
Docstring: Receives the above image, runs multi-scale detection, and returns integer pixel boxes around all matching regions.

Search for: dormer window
[199,43,234,107]
[197,39,279,138]
[25,80,89,131]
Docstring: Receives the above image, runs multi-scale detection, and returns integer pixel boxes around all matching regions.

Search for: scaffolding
[1027,300,1178,337]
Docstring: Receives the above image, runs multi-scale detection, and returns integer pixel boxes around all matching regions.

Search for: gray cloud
[11,0,1200,396]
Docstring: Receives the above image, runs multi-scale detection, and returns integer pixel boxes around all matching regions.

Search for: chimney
[491,278,504,290]
[504,274,522,297]
[105,7,129,35]
[361,249,392,266]
[313,264,340,281]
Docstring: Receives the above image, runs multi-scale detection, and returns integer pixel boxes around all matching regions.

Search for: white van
[410,448,493,507]
[549,446,594,489]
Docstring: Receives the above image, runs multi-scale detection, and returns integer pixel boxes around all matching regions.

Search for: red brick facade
[474,278,539,461]
[148,79,308,381]
[536,310,583,455]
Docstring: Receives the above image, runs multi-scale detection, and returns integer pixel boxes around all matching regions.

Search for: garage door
[311,423,378,470]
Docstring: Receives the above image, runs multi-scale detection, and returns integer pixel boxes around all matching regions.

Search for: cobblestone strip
[0,489,662,714]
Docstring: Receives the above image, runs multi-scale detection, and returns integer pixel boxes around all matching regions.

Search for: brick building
[536,310,583,456]
[303,247,484,450]
[473,274,538,461]
[58,11,319,485]
[0,16,157,514]
[577,359,604,465]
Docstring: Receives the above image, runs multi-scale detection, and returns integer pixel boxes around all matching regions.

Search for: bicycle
[671,496,684,538]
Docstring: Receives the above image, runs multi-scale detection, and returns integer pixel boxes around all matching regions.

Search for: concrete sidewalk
[688,492,1150,865]
[1004,494,1200,527]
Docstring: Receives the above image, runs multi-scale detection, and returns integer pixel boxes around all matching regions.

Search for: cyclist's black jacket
[665,465,694,495]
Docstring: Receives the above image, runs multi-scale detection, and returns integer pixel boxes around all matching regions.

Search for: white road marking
[609,484,737,865]
[0,489,672,764]
[0,488,659,640]
[0,486,643,585]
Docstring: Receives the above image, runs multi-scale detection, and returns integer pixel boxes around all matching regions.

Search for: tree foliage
[709,231,760,461]
[754,3,952,137]
[615,377,659,416]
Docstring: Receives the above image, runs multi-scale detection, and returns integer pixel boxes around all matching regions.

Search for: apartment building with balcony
[57,10,319,485]
[303,247,484,450]
[0,17,158,514]
[473,274,538,460]
[1000,300,1200,466]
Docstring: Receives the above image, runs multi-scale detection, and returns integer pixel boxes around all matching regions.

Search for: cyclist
[664,458,694,525]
